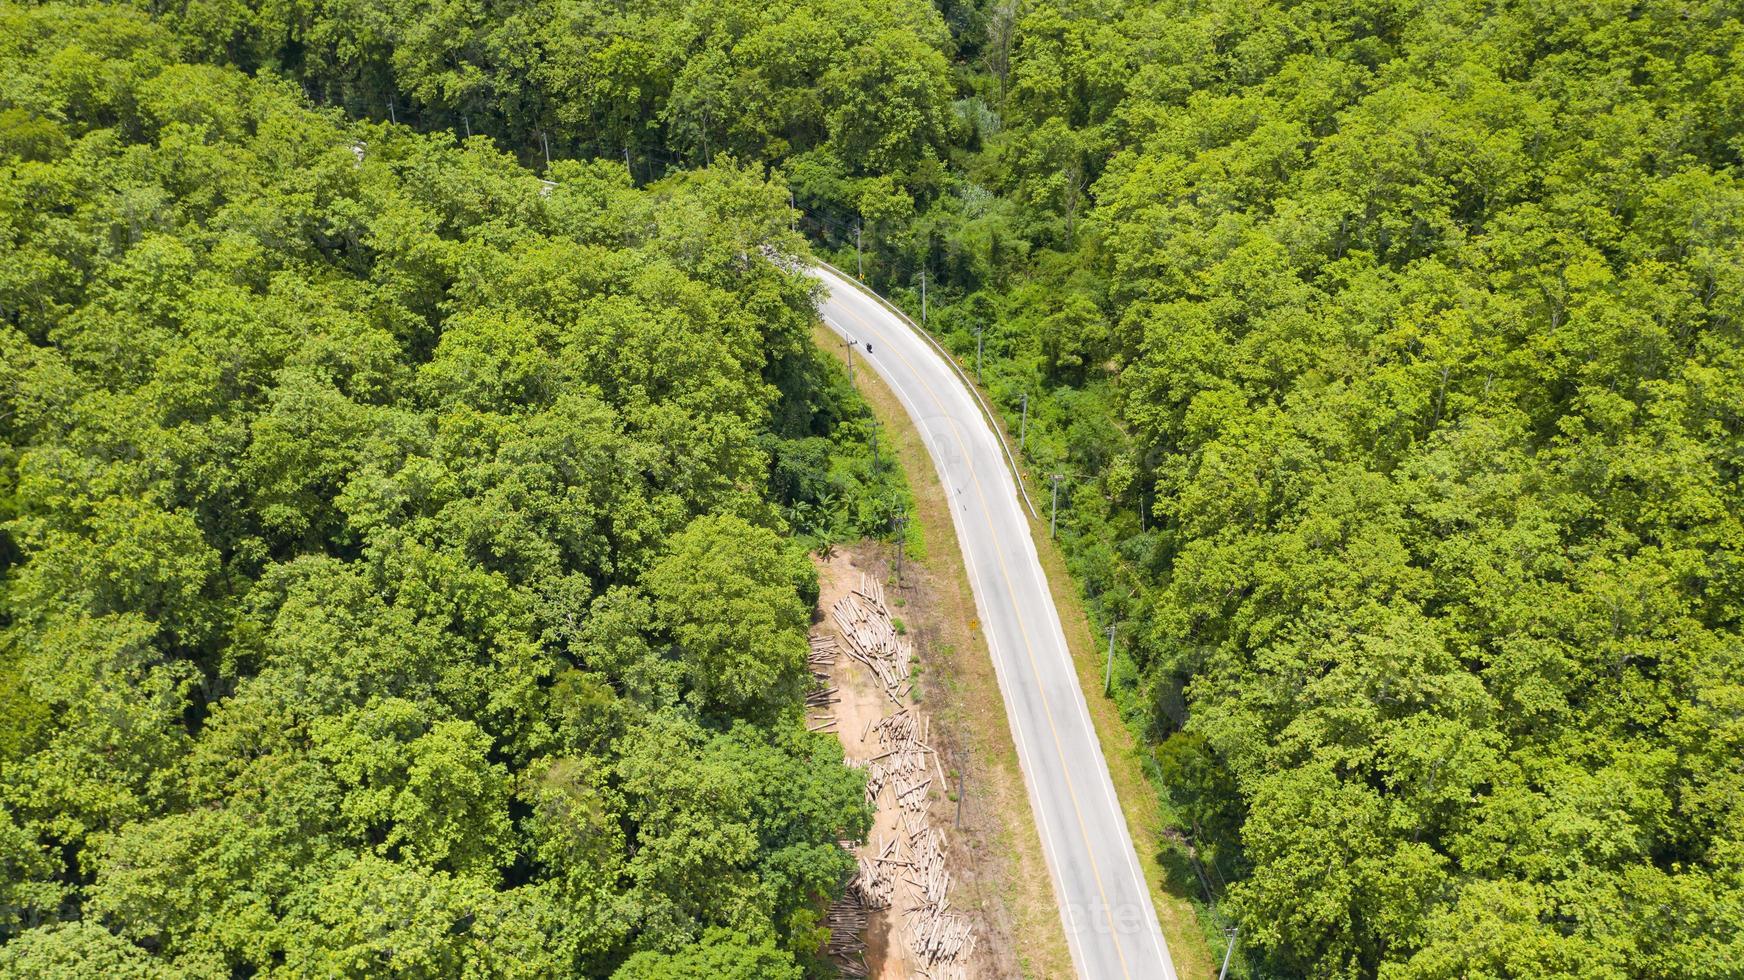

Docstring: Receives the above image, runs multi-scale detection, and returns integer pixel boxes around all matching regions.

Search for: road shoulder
[814,323,1074,979]
[953,361,1224,980]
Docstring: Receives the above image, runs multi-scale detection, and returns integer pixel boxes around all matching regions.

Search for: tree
[0,923,172,980]
[0,16,894,972]
[642,514,814,717]
[612,926,802,980]
[276,856,559,979]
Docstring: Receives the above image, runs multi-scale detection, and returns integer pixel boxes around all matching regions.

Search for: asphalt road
[810,263,1179,980]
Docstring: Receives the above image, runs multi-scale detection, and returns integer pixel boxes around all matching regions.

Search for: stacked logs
[855,840,897,908]
[831,576,913,700]
[809,633,840,680]
[864,710,932,806]
[823,572,977,974]
[824,890,870,978]
[807,635,840,733]
[816,631,870,977]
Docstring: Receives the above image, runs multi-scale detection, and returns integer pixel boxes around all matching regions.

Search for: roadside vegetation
[906,4,1744,977]
[0,6,907,976]
[3,0,1741,977]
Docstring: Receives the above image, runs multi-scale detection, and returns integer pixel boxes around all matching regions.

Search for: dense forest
[4,0,1743,977]
[940,2,1743,977]
[0,4,913,976]
[974,5,1744,978]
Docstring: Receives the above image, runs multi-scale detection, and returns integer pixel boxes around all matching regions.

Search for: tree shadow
[1154,838,1208,903]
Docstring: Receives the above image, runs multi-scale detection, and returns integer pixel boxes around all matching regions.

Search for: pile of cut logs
[806,634,841,734]
[821,572,977,976]
[815,634,871,978]
[832,576,913,702]
[824,887,871,978]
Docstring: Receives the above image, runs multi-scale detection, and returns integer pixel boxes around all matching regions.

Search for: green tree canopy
[0,6,884,973]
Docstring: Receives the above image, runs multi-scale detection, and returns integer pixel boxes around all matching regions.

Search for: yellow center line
[823,288,1137,980]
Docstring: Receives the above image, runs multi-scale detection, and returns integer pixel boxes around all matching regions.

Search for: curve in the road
[809,262,1179,980]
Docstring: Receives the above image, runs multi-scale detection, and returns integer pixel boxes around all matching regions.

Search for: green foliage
[613,926,803,980]
[0,923,173,979]
[645,514,815,717]
[9,0,1740,975]
[893,1,1744,976]
[0,7,881,972]
[108,0,956,210]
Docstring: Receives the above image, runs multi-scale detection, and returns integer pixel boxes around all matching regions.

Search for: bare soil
[814,319,1223,979]
[814,546,983,979]
[815,324,1074,979]
[815,538,1060,980]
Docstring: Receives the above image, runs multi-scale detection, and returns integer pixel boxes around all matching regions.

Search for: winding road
[810,262,1179,980]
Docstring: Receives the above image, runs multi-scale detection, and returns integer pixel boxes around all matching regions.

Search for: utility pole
[855,223,863,279]
[1050,474,1063,538]
[1104,623,1117,696]
[1019,393,1029,452]
[1218,928,1239,980]
[974,325,984,382]
[463,115,470,138]
[893,511,907,584]
[843,337,856,387]
[921,269,928,326]
[541,131,551,167]
[388,98,396,124]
